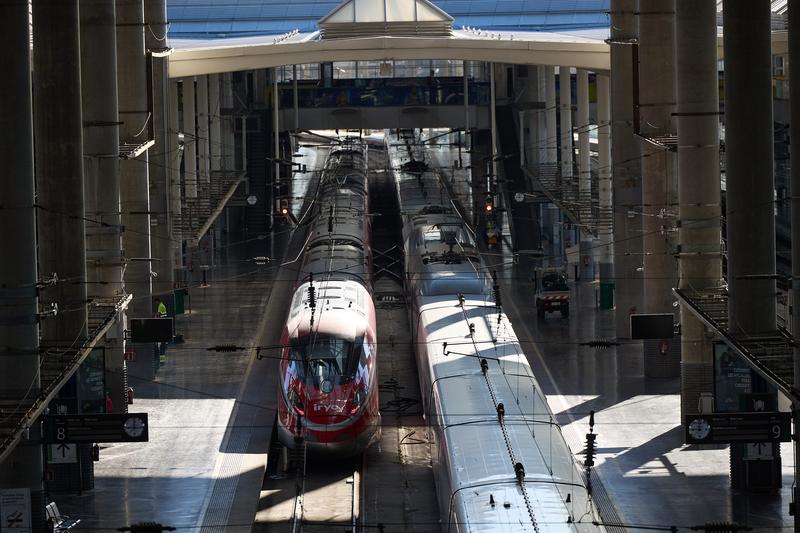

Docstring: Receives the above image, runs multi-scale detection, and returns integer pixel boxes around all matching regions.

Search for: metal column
[117,0,154,381]
[0,1,44,525]
[144,0,174,302]
[577,68,594,281]
[610,0,643,337]
[639,0,679,377]
[723,0,780,490]
[597,74,614,305]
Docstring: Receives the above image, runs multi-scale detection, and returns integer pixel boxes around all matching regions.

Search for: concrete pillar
[222,72,235,172]
[639,0,680,377]
[535,66,546,167]
[724,1,776,334]
[254,69,267,105]
[0,1,44,523]
[525,66,541,168]
[490,63,498,183]
[117,0,154,381]
[676,0,720,418]
[273,69,281,188]
[577,68,594,281]
[293,65,299,131]
[183,77,197,198]
[723,0,780,490]
[197,74,210,186]
[610,0,643,337]
[144,0,174,302]
[464,60,470,150]
[209,74,222,173]
[789,1,800,527]
[81,0,127,411]
[168,79,182,271]
[33,0,87,346]
[597,74,614,295]
[544,66,557,165]
[559,66,573,179]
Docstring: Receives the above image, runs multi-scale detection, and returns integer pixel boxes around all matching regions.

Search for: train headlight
[350,387,366,415]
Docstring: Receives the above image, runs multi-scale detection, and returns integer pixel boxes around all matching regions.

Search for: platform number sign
[45,413,149,443]
[684,412,791,445]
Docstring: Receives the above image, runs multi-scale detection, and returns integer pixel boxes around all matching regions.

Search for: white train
[390,135,603,532]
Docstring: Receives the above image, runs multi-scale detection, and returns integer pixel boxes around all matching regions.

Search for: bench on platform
[45,502,80,532]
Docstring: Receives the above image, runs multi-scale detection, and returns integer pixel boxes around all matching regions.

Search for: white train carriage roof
[299,244,369,284]
[396,171,452,215]
[419,295,593,531]
[412,262,489,297]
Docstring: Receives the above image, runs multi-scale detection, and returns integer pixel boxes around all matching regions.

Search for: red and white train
[277,141,381,455]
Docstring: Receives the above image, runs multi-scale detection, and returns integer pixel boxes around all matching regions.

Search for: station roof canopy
[168,0,611,77]
[167,1,611,40]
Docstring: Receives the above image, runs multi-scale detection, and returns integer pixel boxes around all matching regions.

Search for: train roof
[418,293,594,531]
[286,280,372,340]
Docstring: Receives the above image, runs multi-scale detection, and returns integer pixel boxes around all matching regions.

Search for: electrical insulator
[585,433,596,468]
[308,286,316,309]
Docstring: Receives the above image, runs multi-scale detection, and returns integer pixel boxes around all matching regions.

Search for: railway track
[255,136,438,533]
[289,456,364,533]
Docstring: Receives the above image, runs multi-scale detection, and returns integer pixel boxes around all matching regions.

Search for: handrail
[0,294,132,465]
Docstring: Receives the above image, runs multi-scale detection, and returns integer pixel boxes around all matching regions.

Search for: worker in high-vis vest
[155,298,167,318]
[154,298,169,362]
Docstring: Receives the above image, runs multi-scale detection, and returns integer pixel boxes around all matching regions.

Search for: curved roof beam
[168,32,610,78]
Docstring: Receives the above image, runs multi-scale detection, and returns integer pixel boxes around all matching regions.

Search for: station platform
[488,234,794,532]
[53,231,290,531]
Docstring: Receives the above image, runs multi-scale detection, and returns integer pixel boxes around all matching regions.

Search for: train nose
[305,386,353,424]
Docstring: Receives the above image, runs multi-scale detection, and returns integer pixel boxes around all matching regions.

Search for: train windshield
[289,335,362,386]
[420,224,475,249]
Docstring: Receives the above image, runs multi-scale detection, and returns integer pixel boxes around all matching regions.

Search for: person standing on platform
[154,297,169,362]
[155,297,167,318]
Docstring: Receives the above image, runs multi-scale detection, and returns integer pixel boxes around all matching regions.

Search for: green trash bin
[173,288,186,316]
[599,282,614,310]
